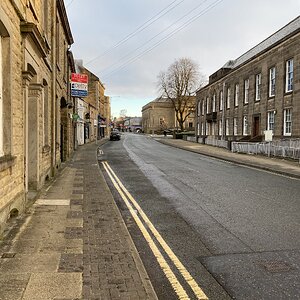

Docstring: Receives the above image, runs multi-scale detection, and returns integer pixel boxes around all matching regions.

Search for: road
[98,133,300,300]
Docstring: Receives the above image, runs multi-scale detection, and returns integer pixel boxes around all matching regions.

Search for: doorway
[253,115,260,137]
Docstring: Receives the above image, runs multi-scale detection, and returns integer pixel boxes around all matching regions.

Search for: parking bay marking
[102,161,208,300]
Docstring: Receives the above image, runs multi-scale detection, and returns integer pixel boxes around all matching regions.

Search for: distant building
[124,117,142,132]
[196,16,300,143]
[142,97,195,134]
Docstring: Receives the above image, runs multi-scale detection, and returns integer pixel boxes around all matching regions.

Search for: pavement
[0,136,299,300]
[153,135,300,179]
[0,141,157,300]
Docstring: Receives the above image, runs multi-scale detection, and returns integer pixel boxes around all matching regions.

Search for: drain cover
[1,252,16,258]
[261,261,292,273]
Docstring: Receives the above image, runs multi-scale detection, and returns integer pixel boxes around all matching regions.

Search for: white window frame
[197,100,201,117]
[202,100,204,116]
[219,119,222,136]
[233,117,238,136]
[206,97,210,114]
[255,73,261,101]
[267,111,275,131]
[243,116,248,136]
[285,59,293,92]
[234,84,239,107]
[244,79,249,104]
[225,118,229,136]
[283,109,292,136]
[0,37,3,157]
[227,87,231,109]
[219,91,223,111]
[269,67,276,97]
[212,94,216,112]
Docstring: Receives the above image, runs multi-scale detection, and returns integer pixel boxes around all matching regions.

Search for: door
[253,115,260,137]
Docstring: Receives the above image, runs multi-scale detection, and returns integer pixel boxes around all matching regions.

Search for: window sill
[0,155,16,172]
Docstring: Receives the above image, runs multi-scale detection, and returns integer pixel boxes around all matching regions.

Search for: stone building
[0,0,74,236]
[74,62,110,143]
[142,96,196,134]
[196,16,300,142]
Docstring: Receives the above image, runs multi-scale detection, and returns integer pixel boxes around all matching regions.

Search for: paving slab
[22,273,82,300]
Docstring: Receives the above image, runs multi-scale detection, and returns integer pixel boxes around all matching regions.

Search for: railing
[232,139,300,160]
[205,136,229,149]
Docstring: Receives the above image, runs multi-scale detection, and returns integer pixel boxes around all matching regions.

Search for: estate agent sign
[71,73,88,97]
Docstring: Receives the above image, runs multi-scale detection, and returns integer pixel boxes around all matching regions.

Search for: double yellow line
[102,161,208,300]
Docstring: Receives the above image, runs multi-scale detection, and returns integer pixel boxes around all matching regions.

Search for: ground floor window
[225,118,229,136]
[219,120,222,136]
[283,109,292,136]
[233,117,238,136]
[243,116,248,136]
[267,111,275,132]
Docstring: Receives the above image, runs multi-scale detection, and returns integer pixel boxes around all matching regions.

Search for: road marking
[102,161,208,300]
[102,162,190,300]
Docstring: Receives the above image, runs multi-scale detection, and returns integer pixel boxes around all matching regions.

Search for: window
[255,73,261,101]
[219,90,223,111]
[267,111,275,132]
[286,59,293,92]
[201,123,204,135]
[283,109,292,136]
[197,101,201,117]
[43,0,49,37]
[212,94,216,112]
[43,80,49,145]
[0,37,3,156]
[197,123,200,136]
[206,97,210,114]
[234,84,239,107]
[243,116,248,136]
[202,100,204,116]
[225,118,229,136]
[269,67,276,97]
[227,87,231,109]
[233,117,238,136]
[219,120,222,136]
[244,79,249,104]
[188,122,193,128]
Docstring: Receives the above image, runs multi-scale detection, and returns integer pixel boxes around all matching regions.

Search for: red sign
[71,73,88,83]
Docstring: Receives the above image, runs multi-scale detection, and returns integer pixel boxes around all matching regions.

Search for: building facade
[196,17,300,143]
[142,96,196,134]
[0,0,74,236]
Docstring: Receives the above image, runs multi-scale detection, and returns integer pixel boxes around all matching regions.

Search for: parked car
[110,130,121,141]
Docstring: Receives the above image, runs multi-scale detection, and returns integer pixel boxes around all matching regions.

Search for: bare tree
[157,57,204,131]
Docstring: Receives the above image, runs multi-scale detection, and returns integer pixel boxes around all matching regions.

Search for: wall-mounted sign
[71,73,88,97]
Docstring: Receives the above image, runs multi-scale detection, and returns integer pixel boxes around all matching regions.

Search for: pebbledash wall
[0,0,74,237]
[196,16,300,142]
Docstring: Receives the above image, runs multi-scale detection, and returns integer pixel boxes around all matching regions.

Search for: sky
[64,0,300,118]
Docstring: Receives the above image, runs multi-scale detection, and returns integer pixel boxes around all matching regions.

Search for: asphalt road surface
[98,133,300,300]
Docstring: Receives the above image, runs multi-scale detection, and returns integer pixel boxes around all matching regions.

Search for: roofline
[57,0,74,45]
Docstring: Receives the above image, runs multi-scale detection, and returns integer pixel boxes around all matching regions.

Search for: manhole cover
[261,261,292,273]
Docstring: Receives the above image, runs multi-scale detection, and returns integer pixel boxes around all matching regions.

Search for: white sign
[264,130,273,142]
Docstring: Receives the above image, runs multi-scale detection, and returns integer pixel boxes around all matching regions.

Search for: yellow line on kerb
[102,162,189,299]
[103,161,208,300]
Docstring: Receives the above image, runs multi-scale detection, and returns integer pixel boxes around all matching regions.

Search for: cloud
[65,0,300,116]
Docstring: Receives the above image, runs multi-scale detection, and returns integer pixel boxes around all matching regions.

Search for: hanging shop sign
[71,73,88,97]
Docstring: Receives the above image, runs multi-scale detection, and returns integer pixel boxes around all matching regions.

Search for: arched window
[43,79,49,146]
